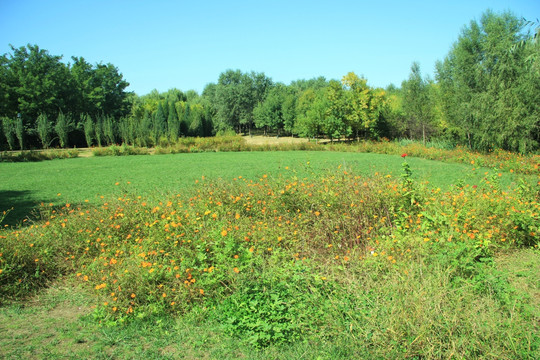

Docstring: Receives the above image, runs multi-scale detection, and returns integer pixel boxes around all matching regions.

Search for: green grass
[0,151,532,225]
[1,151,538,359]
[1,249,538,359]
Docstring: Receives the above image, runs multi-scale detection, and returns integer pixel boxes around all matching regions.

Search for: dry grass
[242,135,312,146]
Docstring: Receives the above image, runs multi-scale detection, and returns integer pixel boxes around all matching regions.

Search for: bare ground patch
[242,135,311,146]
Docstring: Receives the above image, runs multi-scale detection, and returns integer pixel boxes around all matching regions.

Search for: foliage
[436,10,539,153]
[36,113,53,149]
[0,149,79,162]
[0,45,130,149]
[1,117,16,150]
[209,69,273,134]
[14,118,24,150]
[1,11,538,155]
[54,112,73,148]
[401,63,437,143]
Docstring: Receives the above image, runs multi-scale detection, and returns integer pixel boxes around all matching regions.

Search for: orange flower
[233,267,239,273]
[221,230,228,237]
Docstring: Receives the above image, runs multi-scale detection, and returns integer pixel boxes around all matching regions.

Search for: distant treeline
[1,10,538,153]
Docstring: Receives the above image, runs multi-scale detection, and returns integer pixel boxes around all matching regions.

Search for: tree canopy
[1,10,538,153]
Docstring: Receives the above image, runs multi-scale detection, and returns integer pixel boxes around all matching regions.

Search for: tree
[436,10,538,152]
[15,117,24,150]
[102,115,116,145]
[0,45,133,149]
[213,69,273,134]
[188,104,205,137]
[94,115,103,147]
[167,101,180,142]
[181,102,190,136]
[55,112,73,148]
[82,114,94,147]
[88,63,131,119]
[295,90,328,141]
[118,117,135,145]
[340,72,386,138]
[137,111,152,147]
[1,117,16,150]
[401,63,435,143]
[282,90,297,134]
[325,80,349,141]
[152,102,167,144]
[254,84,291,136]
[1,45,70,126]
[36,113,53,148]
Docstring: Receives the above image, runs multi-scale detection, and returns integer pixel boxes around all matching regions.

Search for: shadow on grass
[0,190,49,226]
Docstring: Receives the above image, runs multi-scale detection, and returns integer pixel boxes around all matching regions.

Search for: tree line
[1,10,538,153]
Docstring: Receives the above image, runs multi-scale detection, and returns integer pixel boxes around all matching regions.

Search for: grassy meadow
[0,145,539,359]
[0,150,534,226]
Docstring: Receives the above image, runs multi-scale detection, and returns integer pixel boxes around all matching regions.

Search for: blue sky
[1,0,538,95]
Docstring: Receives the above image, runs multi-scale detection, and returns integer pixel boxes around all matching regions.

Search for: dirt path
[242,135,314,145]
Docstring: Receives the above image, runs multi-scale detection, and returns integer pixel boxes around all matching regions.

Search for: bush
[0,149,79,162]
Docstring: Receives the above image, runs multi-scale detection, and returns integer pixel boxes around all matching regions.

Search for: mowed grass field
[0,150,538,359]
[0,151,531,225]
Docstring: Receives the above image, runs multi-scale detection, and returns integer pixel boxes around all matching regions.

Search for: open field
[1,150,539,359]
[0,150,534,226]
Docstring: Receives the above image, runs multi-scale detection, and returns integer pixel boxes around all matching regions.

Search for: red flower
[473,185,477,189]
[401,153,407,158]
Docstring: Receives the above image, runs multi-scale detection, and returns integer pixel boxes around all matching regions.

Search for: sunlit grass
[0,150,534,226]
[0,149,538,358]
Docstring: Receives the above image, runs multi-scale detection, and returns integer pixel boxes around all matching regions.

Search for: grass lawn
[0,151,530,225]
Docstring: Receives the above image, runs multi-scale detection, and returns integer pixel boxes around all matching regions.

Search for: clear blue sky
[1,0,538,95]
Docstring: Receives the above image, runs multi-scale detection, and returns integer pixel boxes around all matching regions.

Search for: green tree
[94,115,103,147]
[36,113,52,148]
[341,72,386,140]
[102,115,116,145]
[181,102,190,136]
[88,63,131,119]
[325,80,349,141]
[55,112,73,148]
[137,111,152,147]
[1,117,16,150]
[254,84,290,136]
[188,104,205,137]
[1,45,70,127]
[282,90,297,134]
[295,90,328,142]
[152,102,167,144]
[436,10,538,152]
[15,117,24,150]
[82,114,94,147]
[213,70,272,134]
[167,102,180,142]
[118,117,135,145]
[401,63,435,143]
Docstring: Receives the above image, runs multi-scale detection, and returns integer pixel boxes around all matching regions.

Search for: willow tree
[436,10,539,152]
